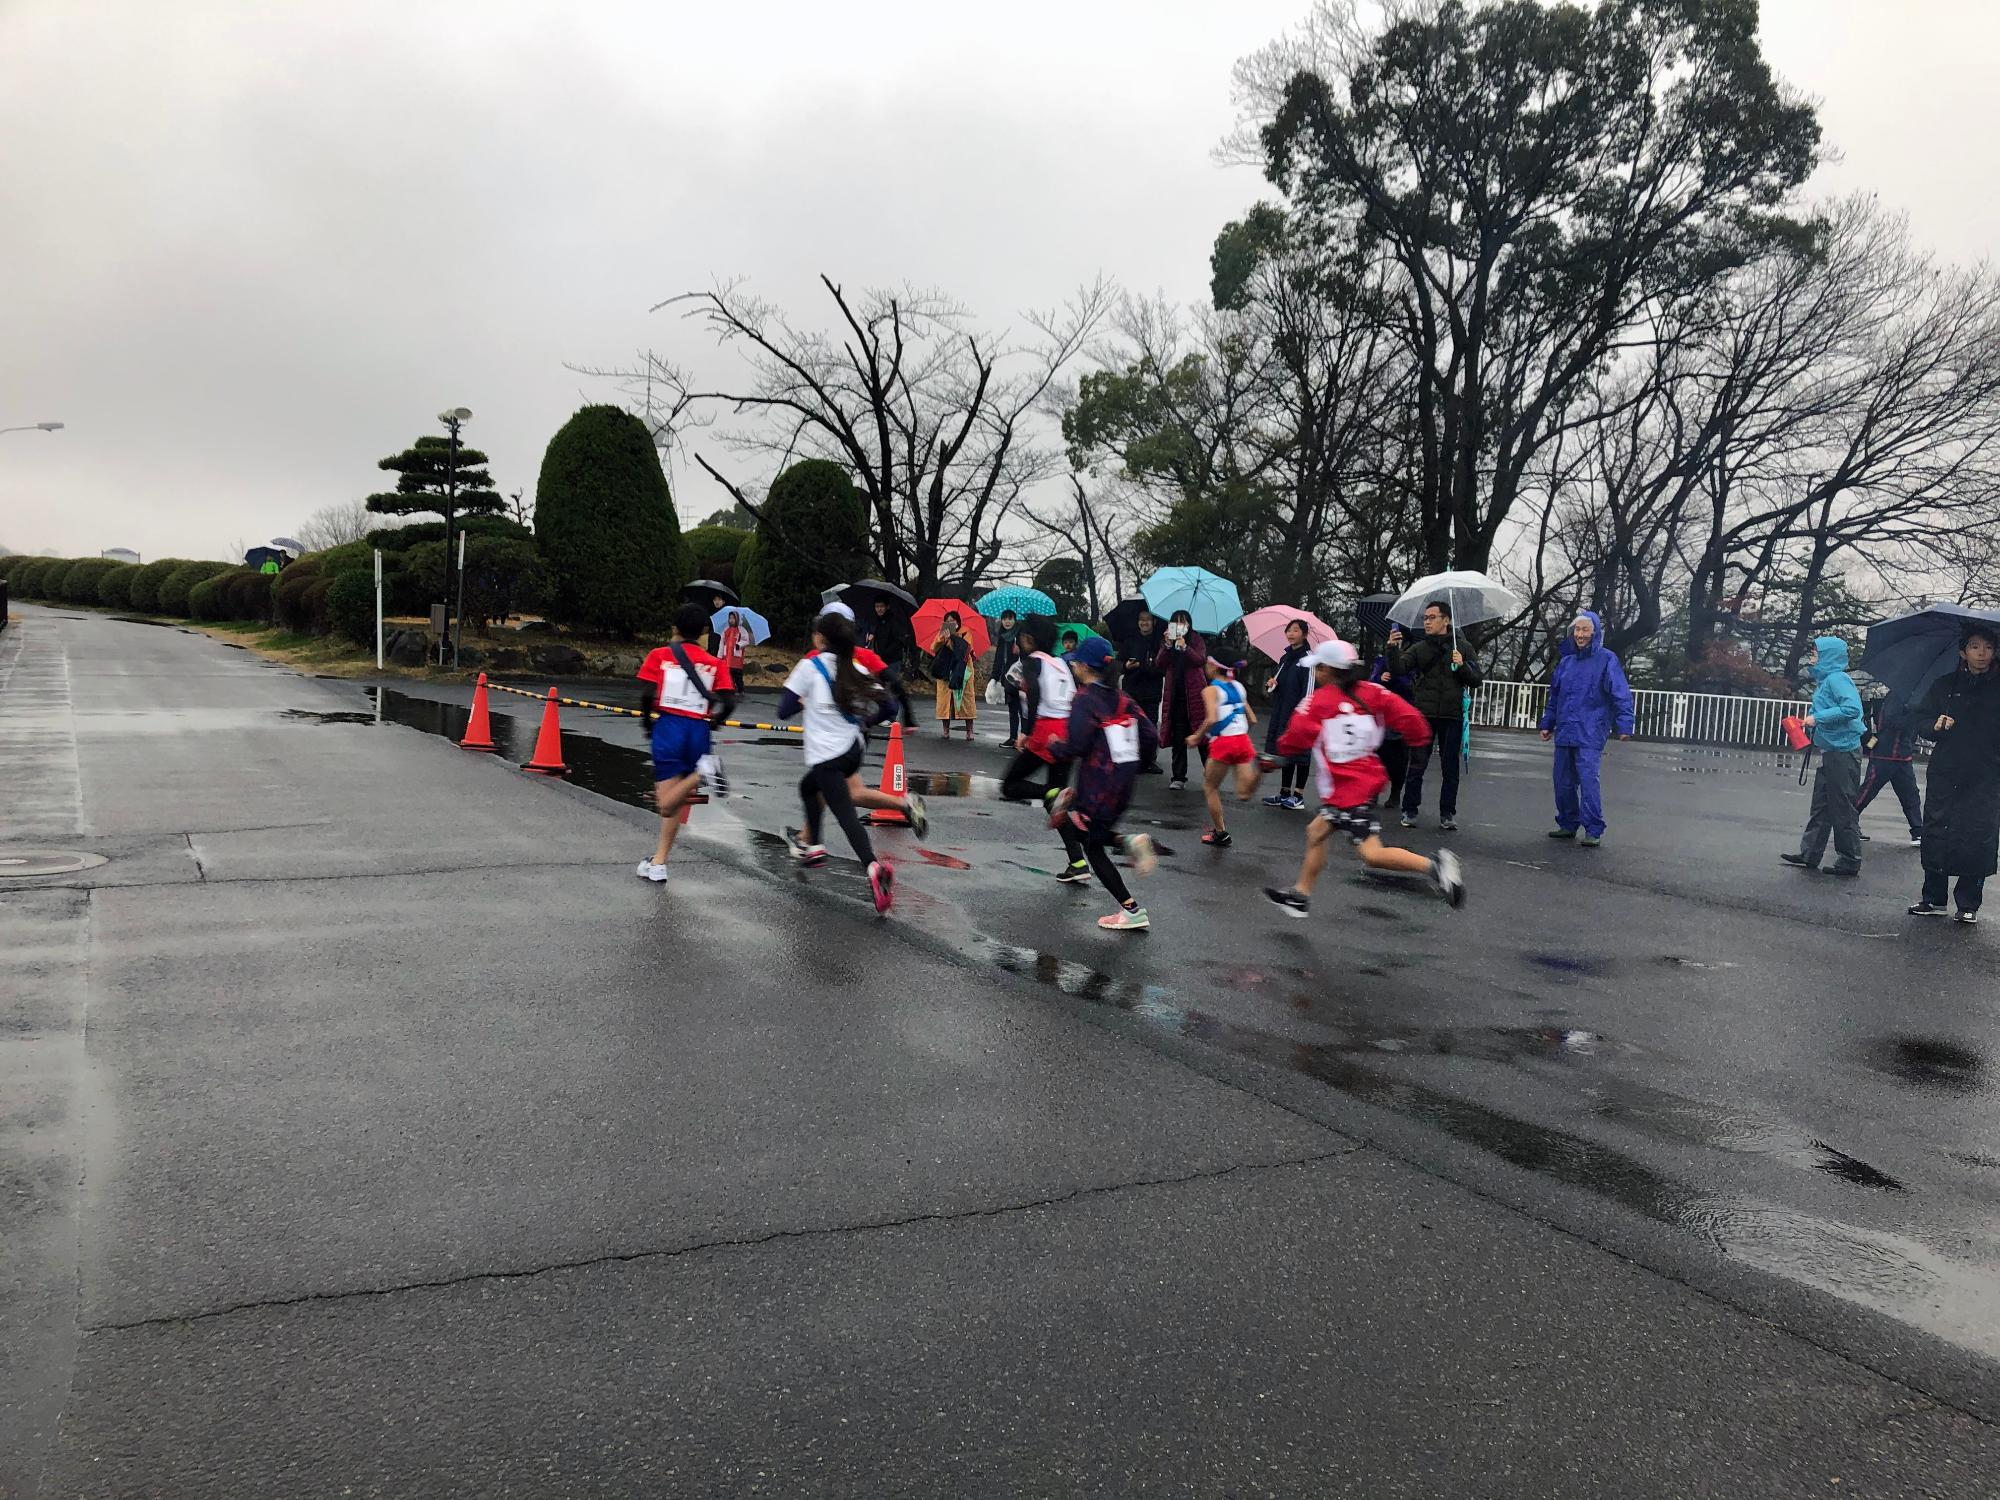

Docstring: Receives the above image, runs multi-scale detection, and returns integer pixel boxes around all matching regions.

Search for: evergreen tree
[535,404,688,636]
[739,459,870,642]
[364,435,504,527]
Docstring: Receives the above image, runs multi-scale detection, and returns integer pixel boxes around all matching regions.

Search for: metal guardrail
[1470,680,1810,748]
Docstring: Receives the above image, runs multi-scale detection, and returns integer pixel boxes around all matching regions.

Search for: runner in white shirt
[777,606,924,914]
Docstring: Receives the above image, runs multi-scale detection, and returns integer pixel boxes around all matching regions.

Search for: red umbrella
[913,598,990,658]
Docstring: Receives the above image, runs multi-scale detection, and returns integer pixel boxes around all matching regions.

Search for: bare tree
[294,499,382,552]
[624,275,1115,597]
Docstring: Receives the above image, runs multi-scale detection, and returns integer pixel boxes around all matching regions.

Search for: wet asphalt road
[4,604,1998,1498]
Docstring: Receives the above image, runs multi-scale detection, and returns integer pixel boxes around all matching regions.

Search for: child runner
[634,602,734,883]
[1000,617,1077,820]
[1187,656,1263,847]
[1046,636,1159,928]
[777,609,920,913]
[1262,640,1465,916]
[820,603,928,831]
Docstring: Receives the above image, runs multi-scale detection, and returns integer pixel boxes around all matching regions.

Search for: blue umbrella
[976,585,1057,620]
[713,605,771,645]
[1862,603,2000,713]
[1141,566,1244,635]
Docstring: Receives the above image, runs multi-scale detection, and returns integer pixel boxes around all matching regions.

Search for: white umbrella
[1387,570,1525,637]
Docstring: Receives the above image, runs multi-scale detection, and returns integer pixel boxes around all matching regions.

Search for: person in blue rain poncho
[1780,635,1867,877]
[1538,611,1635,847]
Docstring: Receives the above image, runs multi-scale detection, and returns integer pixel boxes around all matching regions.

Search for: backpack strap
[669,643,717,710]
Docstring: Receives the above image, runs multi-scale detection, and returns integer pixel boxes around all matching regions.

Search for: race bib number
[1105,719,1140,764]
[1319,705,1383,763]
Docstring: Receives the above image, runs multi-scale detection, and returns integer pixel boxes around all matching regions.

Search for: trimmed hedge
[536,404,688,637]
[10,557,68,596]
[59,558,120,604]
[739,459,871,642]
[159,560,233,616]
[129,558,187,613]
[96,563,140,610]
[327,570,374,644]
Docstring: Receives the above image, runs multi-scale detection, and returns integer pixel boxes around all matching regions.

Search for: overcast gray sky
[4,0,1996,562]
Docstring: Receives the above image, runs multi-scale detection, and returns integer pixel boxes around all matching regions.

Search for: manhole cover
[0,849,109,878]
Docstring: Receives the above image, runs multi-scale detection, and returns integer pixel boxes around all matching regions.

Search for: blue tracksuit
[1539,611,1636,837]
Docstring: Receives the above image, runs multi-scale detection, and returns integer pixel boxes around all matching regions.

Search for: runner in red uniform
[1262,640,1465,917]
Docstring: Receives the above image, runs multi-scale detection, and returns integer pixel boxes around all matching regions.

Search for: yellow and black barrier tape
[483,679,804,733]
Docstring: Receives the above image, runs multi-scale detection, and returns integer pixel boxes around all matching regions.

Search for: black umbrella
[684,578,739,606]
[1103,597,1149,641]
[1355,593,1398,640]
[1863,603,2000,712]
[836,579,918,619]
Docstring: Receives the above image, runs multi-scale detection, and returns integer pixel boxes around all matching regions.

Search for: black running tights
[801,744,873,864]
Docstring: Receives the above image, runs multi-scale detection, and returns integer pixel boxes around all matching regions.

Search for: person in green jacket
[1387,599,1483,832]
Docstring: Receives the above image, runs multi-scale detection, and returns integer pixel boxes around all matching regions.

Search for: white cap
[1310,639,1359,670]
[820,602,855,622]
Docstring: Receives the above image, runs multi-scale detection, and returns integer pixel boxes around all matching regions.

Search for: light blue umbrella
[976,585,1057,620]
[1141,566,1243,635]
[713,605,770,645]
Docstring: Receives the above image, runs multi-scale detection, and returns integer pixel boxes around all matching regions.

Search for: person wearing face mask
[1154,610,1209,788]
[1908,623,2000,922]
[1538,610,1635,846]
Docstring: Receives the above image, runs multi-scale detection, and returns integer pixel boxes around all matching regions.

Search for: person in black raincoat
[1910,623,2000,922]
[1260,619,1313,808]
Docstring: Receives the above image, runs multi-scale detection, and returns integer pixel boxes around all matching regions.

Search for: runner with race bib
[1262,639,1465,918]
[1044,636,1160,928]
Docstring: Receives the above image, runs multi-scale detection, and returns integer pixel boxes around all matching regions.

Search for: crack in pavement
[84,1146,1361,1335]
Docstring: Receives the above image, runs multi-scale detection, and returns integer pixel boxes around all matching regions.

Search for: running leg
[1292,816,1333,896]
[799,768,826,847]
[1083,840,1134,906]
[1201,755,1227,833]
[1001,744,1049,802]
[1358,834,1434,877]
[813,760,876,865]
[652,771,702,865]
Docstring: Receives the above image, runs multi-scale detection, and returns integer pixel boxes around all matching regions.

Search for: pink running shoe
[868,858,895,914]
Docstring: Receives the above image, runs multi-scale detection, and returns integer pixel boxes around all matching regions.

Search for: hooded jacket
[1805,636,1865,753]
[1538,610,1636,747]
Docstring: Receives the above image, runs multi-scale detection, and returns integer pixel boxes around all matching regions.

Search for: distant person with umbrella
[1909,622,2000,922]
[992,609,1024,747]
[927,610,979,740]
[1261,618,1314,809]
[1155,609,1209,788]
[1388,599,1483,831]
[1114,607,1164,773]
[716,608,752,712]
[859,595,918,729]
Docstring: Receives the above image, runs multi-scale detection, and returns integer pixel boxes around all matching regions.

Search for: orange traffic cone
[460,673,496,752]
[520,687,568,776]
[865,722,910,825]
[679,792,709,826]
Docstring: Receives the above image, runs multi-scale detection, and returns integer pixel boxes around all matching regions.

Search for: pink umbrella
[1243,606,1339,663]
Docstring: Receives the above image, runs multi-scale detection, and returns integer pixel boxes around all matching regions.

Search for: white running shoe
[1432,848,1466,908]
[697,752,730,798]
[636,859,658,880]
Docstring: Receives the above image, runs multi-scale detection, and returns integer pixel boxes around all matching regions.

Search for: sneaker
[636,859,657,879]
[1125,833,1158,877]
[1098,906,1150,931]
[1432,848,1466,908]
[1548,827,1577,840]
[1201,828,1232,847]
[1262,794,1290,808]
[1139,764,1164,775]
[868,859,895,914]
[785,829,828,866]
[1779,852,1814,869]
[1399,814,1417,829]
[1000,738,1017,750]
[697,752,730,798]
[1263,886,1310,919]
[1909,902,1950,917]
[1283,794,1307,811]
[1955,910,1980,925]
[1439,816,1457,832]
[1168,778,1187,791]
[1910,833,1924,846]
[1579,833,1601,848]
[643,862,669,883]
[1055,861,1093,885]
[905,792,930,839]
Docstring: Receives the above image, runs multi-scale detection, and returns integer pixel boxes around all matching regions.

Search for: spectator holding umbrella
[1388,599,1484,831]
[1115,608,1164,774]
[1909,623,2000,922]
[992,609,1023,747]
[928,611,978,740]
[860,595,918,730]
[1261,619,1314,809]
[1155,609,1209,788]
[1538,610,1635,847]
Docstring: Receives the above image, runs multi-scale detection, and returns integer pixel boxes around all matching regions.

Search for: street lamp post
[436,408,471,668]
[0,421,65,436]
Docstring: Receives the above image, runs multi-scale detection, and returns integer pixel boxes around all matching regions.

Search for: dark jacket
[1538,611,1636,747]
[1155,632,1209,730]
[860,613,912,678]
[1263,644,1312,754]
[1050,681,1159,828]
[931,633,971,690]
[1388,632,1483,720]
[1866,698,1919,761]
[1917,667,2000,878]
[991,622,1021,684]
[1117,628,1163,718]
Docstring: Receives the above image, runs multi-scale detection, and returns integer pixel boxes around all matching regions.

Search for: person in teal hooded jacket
[1538,610,1635,845]
[1782,635,1866,876]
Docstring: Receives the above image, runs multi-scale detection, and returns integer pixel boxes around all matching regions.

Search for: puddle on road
[1861,1036,1986,1097]
[278,709,377,726]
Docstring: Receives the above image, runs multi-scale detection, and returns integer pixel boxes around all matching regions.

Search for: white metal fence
[1469,680,1809,749]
